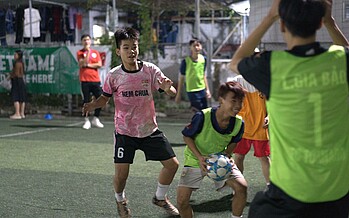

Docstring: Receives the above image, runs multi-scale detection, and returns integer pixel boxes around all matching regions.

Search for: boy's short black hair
[189,37,201,46]
[114,27,140,48]
[279,0,325,38]
[15,50,23,60]
[218,81,245,100]
[81,34,91,41]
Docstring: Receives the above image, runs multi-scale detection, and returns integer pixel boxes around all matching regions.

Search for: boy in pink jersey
[82,27,179,218]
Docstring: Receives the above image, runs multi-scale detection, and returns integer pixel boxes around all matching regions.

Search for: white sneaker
[82,118,91,129]
[92,117,104,128]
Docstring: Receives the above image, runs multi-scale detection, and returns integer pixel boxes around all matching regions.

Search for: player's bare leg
[152,157,179,215]
[234,153,246,173]
[159,157,179,185]
[114,163,131,217]
[114,163,130,193]
[177,186,194,218]
[259,156,271,184]
[227,178,247,216]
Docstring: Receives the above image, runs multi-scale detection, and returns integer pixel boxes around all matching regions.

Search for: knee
[172,161,179,172]
[166,158,179,172]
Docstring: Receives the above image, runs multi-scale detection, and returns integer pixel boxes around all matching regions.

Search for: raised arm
[323,0,349,46]
[230,0,280,74]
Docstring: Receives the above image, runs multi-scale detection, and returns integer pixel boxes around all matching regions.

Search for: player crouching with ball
[177,81,247,218]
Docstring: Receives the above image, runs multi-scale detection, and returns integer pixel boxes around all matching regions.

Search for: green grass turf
[0,116,266,217]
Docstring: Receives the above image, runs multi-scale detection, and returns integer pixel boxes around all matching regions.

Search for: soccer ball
[206,153,233,181]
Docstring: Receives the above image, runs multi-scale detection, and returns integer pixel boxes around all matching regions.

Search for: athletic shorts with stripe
[113,129,176,164]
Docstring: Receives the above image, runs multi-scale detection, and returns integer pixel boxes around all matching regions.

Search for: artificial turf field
[0,115,265,218]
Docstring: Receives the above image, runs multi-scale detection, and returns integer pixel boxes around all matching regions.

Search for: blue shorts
[113,129,176,163]
[187,89,207,111]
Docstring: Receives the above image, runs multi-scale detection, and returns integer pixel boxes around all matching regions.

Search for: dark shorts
[187,89,207,111]
[80,82,102,116]
[80,81,102,103]
[113,129,176,164]
[248,183,349,218]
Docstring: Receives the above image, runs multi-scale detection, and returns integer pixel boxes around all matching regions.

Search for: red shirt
[77,48,101,82]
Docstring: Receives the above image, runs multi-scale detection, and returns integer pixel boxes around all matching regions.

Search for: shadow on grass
[192,193,233,213]
[192,194,251,213]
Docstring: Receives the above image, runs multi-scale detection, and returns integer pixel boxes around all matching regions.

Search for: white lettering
[27,55,37,71]
[6,55,14,70]
[283,73,318,90]
[50,55,55,71]
[27,74,54,84]
[0,55,5,71]
[283,70,346,90]
[38,55,50,71]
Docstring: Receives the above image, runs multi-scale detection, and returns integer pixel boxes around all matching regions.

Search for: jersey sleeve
[181,111,204,138]
[151,63,167,91]
[76,50,82,61]
[179,59,186,75]
[94,50,101,62]
[238,51,272,99]
[102,72,113,97]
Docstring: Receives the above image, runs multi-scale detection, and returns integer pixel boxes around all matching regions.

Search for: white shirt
[24,8,41,38]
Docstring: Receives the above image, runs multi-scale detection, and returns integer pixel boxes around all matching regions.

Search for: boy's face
[219,91,243,117]
[116,39,139,65]
[81,36,91,49]
[190,41,202,54]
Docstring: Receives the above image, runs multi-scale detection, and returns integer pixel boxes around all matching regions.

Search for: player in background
[77,34,104,129]
[232,75,270,186]
[230,0,349,217]
[9,50,27,119]
[175,38,211,112]
[82,27,179,218]
[177,81,248,218]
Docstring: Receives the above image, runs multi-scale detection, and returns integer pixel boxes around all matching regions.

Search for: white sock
[155,182,169,200]
[84,117,89,122]
[115,191,126,202]
[232,215,242,218]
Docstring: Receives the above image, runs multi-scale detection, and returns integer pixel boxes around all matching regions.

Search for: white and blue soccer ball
[206,153,233,181]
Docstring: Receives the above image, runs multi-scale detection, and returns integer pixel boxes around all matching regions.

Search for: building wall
[249,0,349,50]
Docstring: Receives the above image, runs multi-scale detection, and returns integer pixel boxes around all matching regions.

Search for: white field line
[0,122,83,138]
[0,121,186,138]
[159,122,187,126]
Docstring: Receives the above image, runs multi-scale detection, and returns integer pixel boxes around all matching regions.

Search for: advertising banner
[0,47,80,94]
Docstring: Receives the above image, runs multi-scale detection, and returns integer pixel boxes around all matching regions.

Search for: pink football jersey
[103,61,167,138]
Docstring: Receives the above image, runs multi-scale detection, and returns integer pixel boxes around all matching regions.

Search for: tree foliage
[138,0,153,57]
[98,34,120,68]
